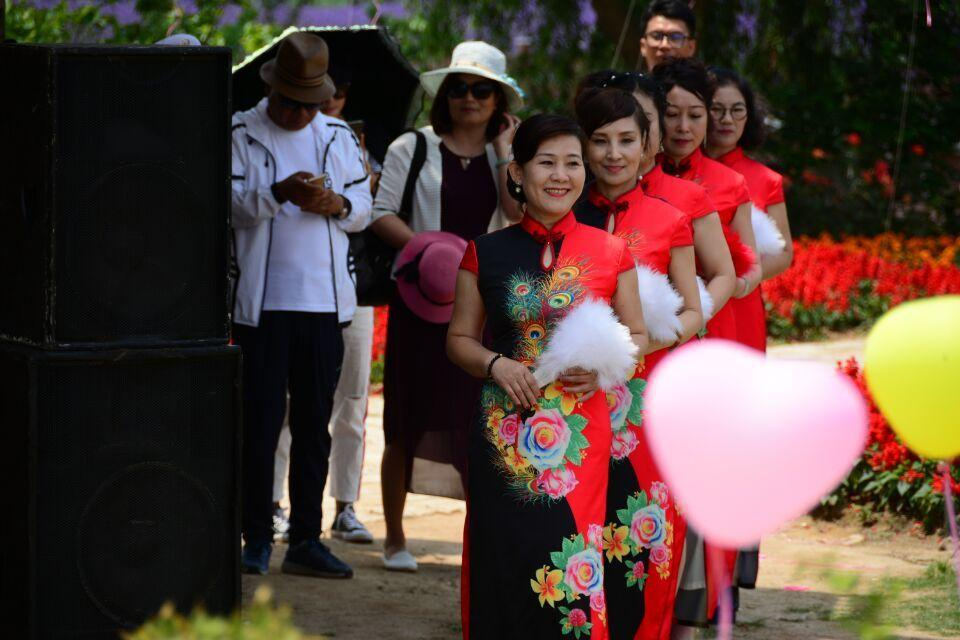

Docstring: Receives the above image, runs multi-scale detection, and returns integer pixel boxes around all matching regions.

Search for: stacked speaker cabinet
[0,43,240,639]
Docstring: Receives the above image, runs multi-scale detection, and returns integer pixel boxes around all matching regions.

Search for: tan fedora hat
[259,31,336,104]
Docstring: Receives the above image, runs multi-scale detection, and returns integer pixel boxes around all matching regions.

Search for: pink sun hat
[394,231,468,324]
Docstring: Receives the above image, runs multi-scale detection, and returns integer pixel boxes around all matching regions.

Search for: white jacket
[230,99,372,327]
[371,126,508,234]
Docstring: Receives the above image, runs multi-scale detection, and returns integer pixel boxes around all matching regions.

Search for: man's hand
[273,172,343,217]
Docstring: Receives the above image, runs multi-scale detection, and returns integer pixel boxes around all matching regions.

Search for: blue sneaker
[282,539,353,579]
[241,540,272,575]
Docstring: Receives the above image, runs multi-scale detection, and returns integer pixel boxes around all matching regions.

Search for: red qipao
[574,183,693,640]
[716,147,786,353]
[661,149,752,341]
[460,212,633,640]
[662,148,753,626]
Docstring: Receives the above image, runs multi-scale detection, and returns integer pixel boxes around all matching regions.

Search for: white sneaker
[331,504,374,544]
[272,505,290,543]
[382,549,418,572]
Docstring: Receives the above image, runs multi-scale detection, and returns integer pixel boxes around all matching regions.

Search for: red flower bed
[764,235,960,340]
[822,358,959,529]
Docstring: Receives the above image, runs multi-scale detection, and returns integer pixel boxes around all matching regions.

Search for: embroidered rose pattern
[604,485,677,587]
[480,261,597,503]
[530,532,605,637]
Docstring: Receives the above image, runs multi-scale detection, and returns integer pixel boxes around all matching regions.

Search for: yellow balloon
[864,295,960,459]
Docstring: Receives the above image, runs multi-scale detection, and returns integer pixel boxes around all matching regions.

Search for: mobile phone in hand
[308,173,332,189]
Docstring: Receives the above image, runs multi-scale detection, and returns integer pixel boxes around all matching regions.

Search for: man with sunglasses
[638,0,698,71]
[230,31,371,579]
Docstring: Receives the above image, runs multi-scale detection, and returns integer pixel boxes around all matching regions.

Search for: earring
[513,182,523,195]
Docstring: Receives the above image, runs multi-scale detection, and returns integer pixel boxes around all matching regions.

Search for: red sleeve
[691,187,715,219]
[734,175,751,207]
[670,212,694,248]
[767,172,785,206]
[459,240,479,275]
[616,239,635,274]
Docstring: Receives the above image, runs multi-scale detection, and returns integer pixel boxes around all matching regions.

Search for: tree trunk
[591,0,645,69]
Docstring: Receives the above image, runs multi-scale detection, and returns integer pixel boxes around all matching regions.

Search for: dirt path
[242,337,955,639]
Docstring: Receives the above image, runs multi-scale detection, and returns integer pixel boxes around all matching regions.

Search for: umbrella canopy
[233,25,422,163]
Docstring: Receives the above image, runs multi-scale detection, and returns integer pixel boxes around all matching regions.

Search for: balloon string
[939,462,960,601]
[707,546,733,640]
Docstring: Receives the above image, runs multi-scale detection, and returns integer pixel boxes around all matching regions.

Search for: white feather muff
[696,276,715,322]
[751,204,786,256]
[532,299,639,391]
[635,264,683,343]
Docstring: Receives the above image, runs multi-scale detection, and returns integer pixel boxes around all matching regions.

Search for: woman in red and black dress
[706,68,794,352]
[572,87,702,640]
[448,115,648,639]
[651,58,762,630]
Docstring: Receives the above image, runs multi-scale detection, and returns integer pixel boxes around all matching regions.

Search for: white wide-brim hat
[420,41,525,112]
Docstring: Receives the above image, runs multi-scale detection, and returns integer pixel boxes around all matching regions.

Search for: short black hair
[640,0,696,36]
[574,69,667,135]
[575,87,650,142]
[508,114,586,203]
[430,74,507,142]
[652,57,714,106]
[709,67,767,151]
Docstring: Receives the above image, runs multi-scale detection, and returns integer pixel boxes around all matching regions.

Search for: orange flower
[603,524,630,562]
[530,566,565,607]
[811,148,827,159]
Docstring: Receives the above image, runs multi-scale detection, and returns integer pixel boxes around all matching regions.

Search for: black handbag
[349,129,427,307]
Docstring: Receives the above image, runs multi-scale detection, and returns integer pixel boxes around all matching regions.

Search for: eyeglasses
[278,94,322,111]
[645,31,691,48]
[447,79,497,101]
[709,104,748,121]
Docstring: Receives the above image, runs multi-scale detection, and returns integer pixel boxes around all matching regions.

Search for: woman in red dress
[706,68,794,352]
[652,59,762,342]
[448,115,648,639]
[572,87,702,640]
[651,58,763,631]
[575,70,737,340]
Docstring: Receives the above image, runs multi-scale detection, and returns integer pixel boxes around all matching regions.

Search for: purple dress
[382,142,497,496]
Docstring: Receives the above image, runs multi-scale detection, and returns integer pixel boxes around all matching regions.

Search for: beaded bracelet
[486,353,504,378]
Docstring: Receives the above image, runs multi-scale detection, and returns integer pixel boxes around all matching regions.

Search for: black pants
[233,311,344,546]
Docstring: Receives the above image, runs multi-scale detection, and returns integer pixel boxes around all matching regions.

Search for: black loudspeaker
[0,44,231,348]
[0,344,241,638]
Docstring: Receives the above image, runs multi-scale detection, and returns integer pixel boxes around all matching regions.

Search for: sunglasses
[278,94,322,111]
[447,79,498,101]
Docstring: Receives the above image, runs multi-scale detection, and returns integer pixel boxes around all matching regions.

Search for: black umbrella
[232,25,422,163]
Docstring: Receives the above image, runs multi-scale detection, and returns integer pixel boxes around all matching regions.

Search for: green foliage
[820,562,960,639]
[124,586,326,640]
[766,280,889,341]
[5,0,283,63]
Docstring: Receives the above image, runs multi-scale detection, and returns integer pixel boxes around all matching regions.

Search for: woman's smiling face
[513,134,586,220]
[586,116,645,193]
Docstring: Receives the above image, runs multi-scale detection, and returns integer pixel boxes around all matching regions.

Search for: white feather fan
[696,276,715,323]
[751,204,786,256]
[532,299,639,391]
[635,264,683,343]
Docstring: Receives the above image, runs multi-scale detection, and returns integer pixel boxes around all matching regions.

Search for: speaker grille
[30,347,240,635]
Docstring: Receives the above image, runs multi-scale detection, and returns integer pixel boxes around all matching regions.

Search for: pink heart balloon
[645,340,867,548]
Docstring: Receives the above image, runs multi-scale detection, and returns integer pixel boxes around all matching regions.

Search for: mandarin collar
[587,180,644,210]
[520,211,577,243]
[715,146,745,167]
[660,147,703,179]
